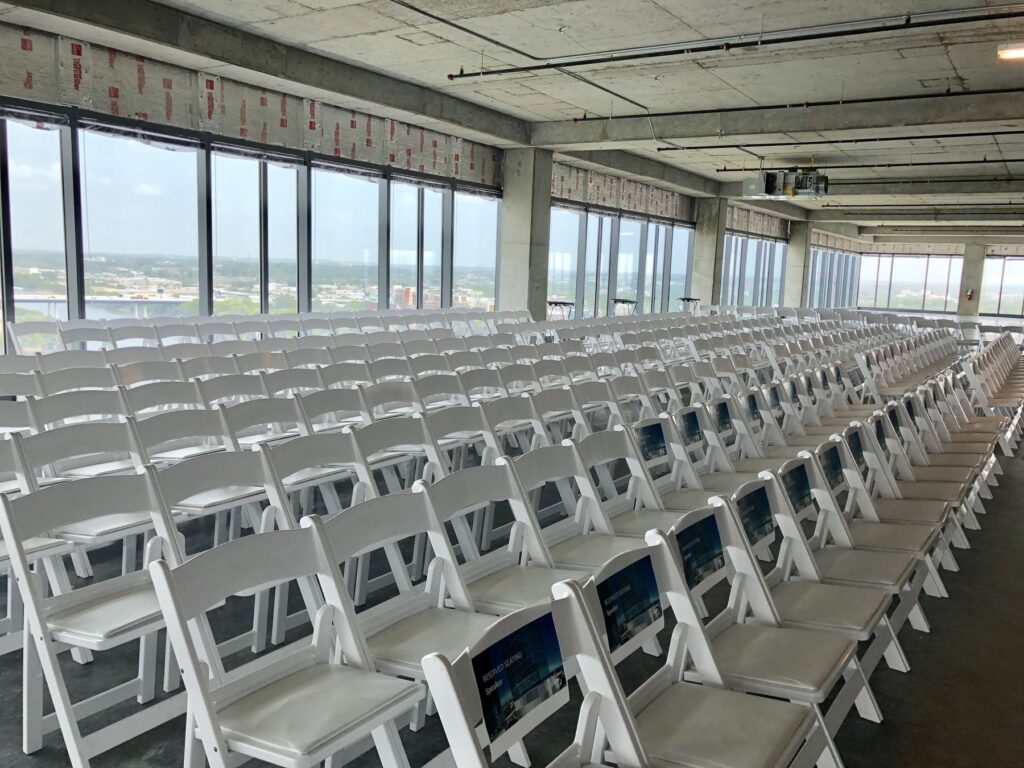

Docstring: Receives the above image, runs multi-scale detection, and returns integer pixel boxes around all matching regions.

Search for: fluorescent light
[998,41,1024,60]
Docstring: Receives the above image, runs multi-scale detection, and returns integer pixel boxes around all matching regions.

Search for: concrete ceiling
[6,0,1024,233]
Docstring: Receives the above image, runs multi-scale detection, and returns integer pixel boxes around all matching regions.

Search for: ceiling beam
[870,233,1024,245]
[559,150,721,198]
[729,199,808,221]
[0,0,531,146]
[722,177,1024,199]
[531,92,1024,150]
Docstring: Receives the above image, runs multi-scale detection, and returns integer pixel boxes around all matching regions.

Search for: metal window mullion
[592,215,604,316]
[606,216,620,316]
[441,186,454,308]
[297,161,312,312]
[60,122,85,320]
[415,186,425,309]
[0,121,15,345]
[197,139,213,316]
[660,226,673,312]
[258,160,269,314]
[379,175,390,309]
[574,211,586,317]
[635,221,648,314]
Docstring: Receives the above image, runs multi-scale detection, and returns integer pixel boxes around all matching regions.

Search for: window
[267,162,298,313]
[668,225,693,309]
[583,213,612,318]
[6,119,68,350]
[387,180,448,310]
[807,248,859,308]
[856,253,961,312]
[547,206,581,309]
[212,151,260,314]
[721,232,787,307]
[613,217,642,314]
[980,258,1024,316]
[311,167,380,311]
[453,191,498,311]
[80,129,200,319]
[547,205,691,317]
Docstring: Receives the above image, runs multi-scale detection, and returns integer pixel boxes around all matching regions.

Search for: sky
[6,119,499,269]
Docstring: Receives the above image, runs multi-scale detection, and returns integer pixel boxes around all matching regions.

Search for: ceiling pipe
[656,129,1024,153]
[718,159,1024,172]
[447,5,1024,80]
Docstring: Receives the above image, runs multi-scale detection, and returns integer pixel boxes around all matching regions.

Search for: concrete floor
[2,457,1024,768]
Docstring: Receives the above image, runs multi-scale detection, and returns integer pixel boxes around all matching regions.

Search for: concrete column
[785,221,810,308]
[498,148,553,319]
[692,198,728,304]
[956,242,987,316]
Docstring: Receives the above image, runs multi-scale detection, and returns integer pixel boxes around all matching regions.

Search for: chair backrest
[129,408,228,463]
[258,430,363,511]
[28,389,128,430]
[120,380,203,416]
[194,372,268,407]
[160,342,212,363]
[284,347,333,369]
[368,357,413,381]
[13,421,137,489]
[409,354,452,377]
[103,346,164,366]
[115,360,184,387]
[36,366,120,396]
[0,372,42,399]
[109,324,161,347]
[7,320,61,354]
[349,415,432,468]
[360,379,423,420]
[414,373,470,410]
[295,388,368,435]
[218,397,301,449]
[153,449,267,510]
[234,350,287,374]
[261,367,324,397]
[36,349,106,372]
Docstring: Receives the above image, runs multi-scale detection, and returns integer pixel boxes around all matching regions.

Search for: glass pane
[875,256,893,308]
[979,259,1003,315]
[888,257,926,310]
[267,163,298,314]
[80,129,199,319]
[312,169,379,311]
[771,242,786,305]
[389,182,418,310]
[646,223,668,313]
[922,257,950,312]
[7,120,67,352]
[548,207,580,307]
[421,187,443,309]
[946,257,962,312]
[669,226,692,309]
[1000,259,1024,315]
[454,192,498,311]
[741,238,758,306]
[212,152,260,314]
[858,256,878,307]
[595,216,611,317]
[614,217,642,314]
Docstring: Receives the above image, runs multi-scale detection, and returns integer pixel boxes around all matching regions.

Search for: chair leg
[137,631,158,704]
[182,708,205,768]
[811,704,844,768]
[70,548,93,579]
[850,658,882,723]
[372,721,412,768]
[880,617,911,673]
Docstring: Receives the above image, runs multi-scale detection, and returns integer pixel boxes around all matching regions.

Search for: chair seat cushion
[219,663,422,759]
[711,624,855,702]
[636,681,812,768]
[611,510,689,537]
[367,607,496,669]
[0,536,68,563]
[847,520,938,554]
[47,577,160,643]
[895,480,965,503]
[150,444,225,464]
[814,547,917,593]
[549,533,644,570]
[872,498,949,525]
[467,565,586,614]
[660,487,718,511]
[907,465,973,484]
[53,511,155,541]
[174,485,265,513]
[923,453,984,469]
[62,458,135,479]
[770,581,889,641]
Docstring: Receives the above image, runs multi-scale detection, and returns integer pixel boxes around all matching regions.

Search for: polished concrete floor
[2,457,1024,767]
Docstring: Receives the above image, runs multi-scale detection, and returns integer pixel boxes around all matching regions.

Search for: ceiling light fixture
[998,41,1024,60]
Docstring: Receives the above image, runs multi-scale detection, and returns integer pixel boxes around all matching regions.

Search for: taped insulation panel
[0,20,502,187]
[91,49,193,127]
[587,170,619,207]
[0,26,59,103]
[618,179,647,213]
[550,162,586,202]
[58,37,91,107]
